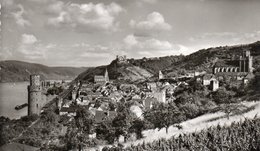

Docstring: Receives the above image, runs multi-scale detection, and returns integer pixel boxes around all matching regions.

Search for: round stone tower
[28,74,42,116]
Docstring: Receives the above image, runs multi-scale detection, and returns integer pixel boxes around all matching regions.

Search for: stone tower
[246,51,253,73]
[72,89,77,101]
[239,50,253,72]
[28,74,42,116]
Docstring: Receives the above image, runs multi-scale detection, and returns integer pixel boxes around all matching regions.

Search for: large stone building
[146,90,166,103]
[28,75,46,116]
[212,50,254,82]
[213,50,253,74]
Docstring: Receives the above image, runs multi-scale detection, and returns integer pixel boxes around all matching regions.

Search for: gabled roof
[203,74,215,80]
[60,107,77,113]
[108,111,117,119]
[214,60,239,67]
[144,97,156,108]
[131,98,143,102]
[88,91,102,96]
[94,110,117,123]
[160,84,175,91]
[94,75,105,78]
[244,73,255,79]
[145,97,157,102]
[95,110,107,123]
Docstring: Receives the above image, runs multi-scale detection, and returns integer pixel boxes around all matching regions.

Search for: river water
[0,82,29,119]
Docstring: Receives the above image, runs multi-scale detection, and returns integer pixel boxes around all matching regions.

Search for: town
[1,0,260,150]
[9,49,255,150]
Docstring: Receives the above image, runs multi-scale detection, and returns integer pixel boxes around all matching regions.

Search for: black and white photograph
[0,0,260,150]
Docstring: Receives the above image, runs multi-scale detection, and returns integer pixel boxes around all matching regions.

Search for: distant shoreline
[0,81,29,83]
[0,79,74,83]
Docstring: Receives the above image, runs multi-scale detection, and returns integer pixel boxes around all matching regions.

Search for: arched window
[214,68,218,73]
[227,68,231,72]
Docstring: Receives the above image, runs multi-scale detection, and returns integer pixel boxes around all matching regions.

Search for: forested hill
[79,55,184,82]
[0,60,88,82]
[166,41,260,76]
[128,55,185,73]
[79,41,260,82]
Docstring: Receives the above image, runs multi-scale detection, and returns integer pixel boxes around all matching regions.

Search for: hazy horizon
[1,40,259,67]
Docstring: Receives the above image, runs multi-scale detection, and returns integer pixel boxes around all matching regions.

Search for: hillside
[79,41,260,82]
[166,41,260,76]
[79,55,184,82]
[0,60,88,82]
[79,61,154,82]
[129,55,184,74]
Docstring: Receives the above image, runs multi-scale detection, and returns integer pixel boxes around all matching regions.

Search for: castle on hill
[116,55,128,64]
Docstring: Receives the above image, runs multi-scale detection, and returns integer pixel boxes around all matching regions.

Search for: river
[0,82,29,119]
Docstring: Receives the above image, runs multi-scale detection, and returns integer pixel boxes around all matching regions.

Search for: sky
[0,0,260,67]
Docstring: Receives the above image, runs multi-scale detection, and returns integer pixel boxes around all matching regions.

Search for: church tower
[239,50,253,72]
[246,50,253,73]
[28,74,42,116]
[104,68,109,82]
[159,70,164,80]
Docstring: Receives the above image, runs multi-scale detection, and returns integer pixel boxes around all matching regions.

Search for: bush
[212,87,235,104]
[47,86,64,95]
[21,114,39,122]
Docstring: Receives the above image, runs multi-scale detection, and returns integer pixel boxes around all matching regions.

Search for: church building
[212,50,254,81]
[213,50,253,74]
[94,69,109,84]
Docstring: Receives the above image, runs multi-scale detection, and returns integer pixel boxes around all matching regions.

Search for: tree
[96,119,116,144]
[112,112,132,142]
[212,87,234,104]
[112,102,136,142]
[143,102,185,133]
[63,106,95,149]
[108,101,117,111]
[47,86,64,95]
[212,103,248,119]
[64,127,79,150]
[129,118,145,139]
[74,106,94,134]
[41,110,59,124]
[179,103,200,119]
[189,79,205,92]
